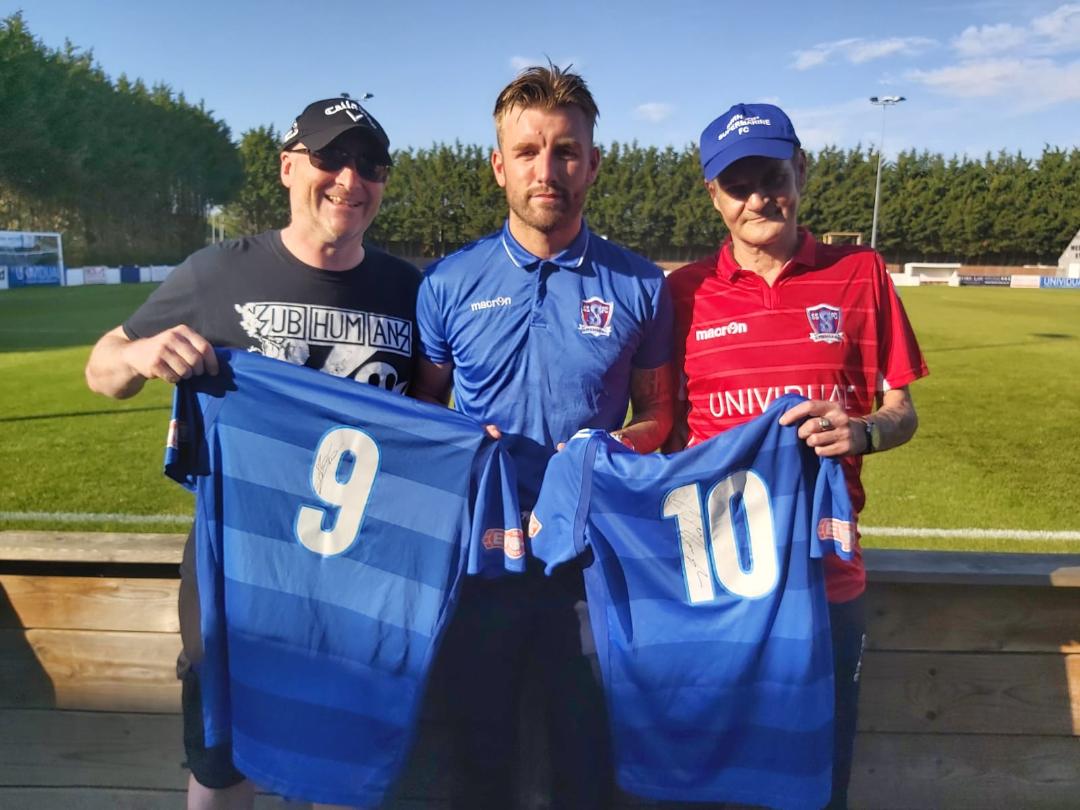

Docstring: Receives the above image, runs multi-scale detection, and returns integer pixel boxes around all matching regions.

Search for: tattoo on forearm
[624,365,676,452]
[639,375,660,397]
[631,367,674,406]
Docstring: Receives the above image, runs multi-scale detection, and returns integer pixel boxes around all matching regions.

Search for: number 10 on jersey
[662,470,779,604]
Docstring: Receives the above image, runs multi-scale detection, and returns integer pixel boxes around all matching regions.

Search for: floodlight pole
[869,95,905,250]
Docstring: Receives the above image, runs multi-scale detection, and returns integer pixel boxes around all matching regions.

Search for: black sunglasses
[289,146,390,183]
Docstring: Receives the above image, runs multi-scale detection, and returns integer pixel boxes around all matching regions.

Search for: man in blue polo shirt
[414,64,674,809]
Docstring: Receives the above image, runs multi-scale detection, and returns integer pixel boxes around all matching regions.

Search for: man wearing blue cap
[666,103,928,808]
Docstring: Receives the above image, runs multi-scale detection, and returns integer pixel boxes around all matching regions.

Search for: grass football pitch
[1,283,1078,553]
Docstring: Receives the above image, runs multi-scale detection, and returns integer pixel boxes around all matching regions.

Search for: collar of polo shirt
[500,219,591,270]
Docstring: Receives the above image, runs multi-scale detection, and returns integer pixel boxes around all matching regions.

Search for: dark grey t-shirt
[125,230,422,670]
[125,230,421,392]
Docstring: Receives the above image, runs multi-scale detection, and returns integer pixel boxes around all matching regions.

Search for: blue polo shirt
[418,220,672,509]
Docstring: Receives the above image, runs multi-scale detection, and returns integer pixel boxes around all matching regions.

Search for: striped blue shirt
[166,349,521,806]
[529,394,853,807]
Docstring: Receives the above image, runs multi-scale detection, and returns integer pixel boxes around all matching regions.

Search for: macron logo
[696,321,748,341]
[469,296,512,312]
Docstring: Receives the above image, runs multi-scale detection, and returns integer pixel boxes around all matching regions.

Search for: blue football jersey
[417,220,672,511]
[165,349,522,807]
[529,394,854,808]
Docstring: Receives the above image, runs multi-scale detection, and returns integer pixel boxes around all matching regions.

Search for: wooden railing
[852,550,1080,808]
[2,531,1077,808]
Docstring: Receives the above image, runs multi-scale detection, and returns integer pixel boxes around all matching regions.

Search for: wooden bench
[2,530,1078,808]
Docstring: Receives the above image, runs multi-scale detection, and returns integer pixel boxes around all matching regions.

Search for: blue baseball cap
[699,103,801,182]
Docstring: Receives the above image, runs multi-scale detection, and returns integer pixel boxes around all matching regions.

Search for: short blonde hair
[493,63,599,141]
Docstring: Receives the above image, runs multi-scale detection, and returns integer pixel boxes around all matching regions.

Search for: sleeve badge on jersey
[482,528,526,559]
[805,304,844,344]
[578,297,615,337]
[528,513,543,538]
[817,517,854,553]
[166,419,187,450]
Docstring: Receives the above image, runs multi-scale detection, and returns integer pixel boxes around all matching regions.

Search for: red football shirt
[669,229,928,602]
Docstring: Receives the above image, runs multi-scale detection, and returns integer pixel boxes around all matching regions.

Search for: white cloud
[850,37,937,64]
[907,57,1080,109]
[793,36,934,70]
[909,58,1027,97]
[793,38,860,70]
[634,102,674,123]
[792,50,828,70]
[951,3,1080,57]
[1031,2,1080,52]
[952,23,1028,58]
[908,4,1080,110]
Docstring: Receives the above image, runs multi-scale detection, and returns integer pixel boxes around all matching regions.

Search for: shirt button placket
[530,261,548,328]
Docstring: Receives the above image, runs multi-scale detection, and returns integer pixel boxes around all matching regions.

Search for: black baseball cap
[281,95,392,164]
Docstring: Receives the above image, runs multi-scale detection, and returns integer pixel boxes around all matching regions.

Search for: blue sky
[7,0,1079,159]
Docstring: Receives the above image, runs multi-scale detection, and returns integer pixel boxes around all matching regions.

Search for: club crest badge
[482,528,525,559]
[578,297,615,337]
[166,418,187,450]
[818,518,854,554]
[805,304,844,344]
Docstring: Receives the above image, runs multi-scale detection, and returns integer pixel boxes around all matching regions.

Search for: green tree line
[233,134,1080,267]
[5,13,1078,268]
[0,13,240,266]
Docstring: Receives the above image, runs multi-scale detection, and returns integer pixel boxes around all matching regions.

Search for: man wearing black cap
[666,102,928,808]
[86,95,419,809]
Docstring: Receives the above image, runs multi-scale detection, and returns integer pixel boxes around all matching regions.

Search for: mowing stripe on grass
[861,526,1080,541]
[3,511,1080,541]
[0,326,95,334]
[1,510,189,524]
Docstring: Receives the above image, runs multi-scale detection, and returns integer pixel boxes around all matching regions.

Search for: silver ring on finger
[818,416,832,431]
